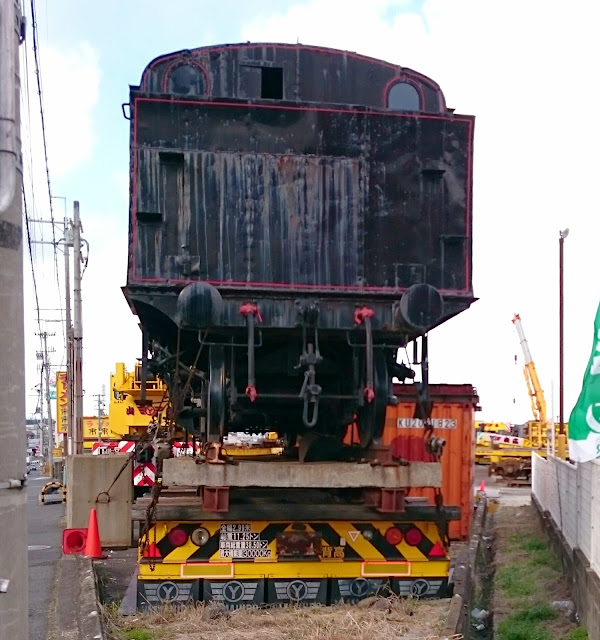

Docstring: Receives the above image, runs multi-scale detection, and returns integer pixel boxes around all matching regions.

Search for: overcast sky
[22,0,600,425]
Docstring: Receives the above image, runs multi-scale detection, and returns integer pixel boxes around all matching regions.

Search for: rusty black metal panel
[131,99,473,295]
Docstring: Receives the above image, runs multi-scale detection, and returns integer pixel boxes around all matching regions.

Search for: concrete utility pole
[63,218,74,454]
[37,383,45,459]
[36,395,44,455]
[38,331,56,478]
[0,0,28,636]
[73,201,84,454]
[93,390,105,442]
[31,213,74,454]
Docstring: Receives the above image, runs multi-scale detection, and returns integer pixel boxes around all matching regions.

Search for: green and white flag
[569,299,600,462]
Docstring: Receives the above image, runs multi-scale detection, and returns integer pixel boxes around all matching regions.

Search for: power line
[29,0,64,328]
[22,183,42,335]
[20,9,37,258]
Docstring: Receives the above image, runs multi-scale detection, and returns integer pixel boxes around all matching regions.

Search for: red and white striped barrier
[117,440,136,454]
[92,439,202,487]
[171,441,200,456]
[133,462,156,487]
[91,442,119,455]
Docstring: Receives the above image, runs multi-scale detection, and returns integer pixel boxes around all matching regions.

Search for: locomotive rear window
[169,64,206,96]
[261,67,283,99]
[388,82,420,111]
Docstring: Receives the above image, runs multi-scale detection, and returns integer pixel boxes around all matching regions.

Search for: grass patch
[562,629,588,640]
[494,506,582,640]
[528,548,561,570]
[496,564,536,597]
[125,631,153,640]
[497,615,552,640]
[520,538,549,552]
[512,604,558,623]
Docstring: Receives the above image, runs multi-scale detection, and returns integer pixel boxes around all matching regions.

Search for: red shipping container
[389,384,479,540]
[347,384,479,540]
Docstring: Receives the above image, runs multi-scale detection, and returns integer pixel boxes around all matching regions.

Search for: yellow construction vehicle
[513,314,568,456]
[474,421,523,465]
[477,315,567,480]
[475,421,510,433]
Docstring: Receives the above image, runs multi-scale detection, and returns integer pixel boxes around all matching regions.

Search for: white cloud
[39,41,100,178]
[21,39,101,417]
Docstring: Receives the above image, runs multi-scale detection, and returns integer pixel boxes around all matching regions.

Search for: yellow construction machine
[477,315,567,481]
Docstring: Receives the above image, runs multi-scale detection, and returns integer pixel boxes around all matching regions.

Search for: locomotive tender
[124,43,475,454]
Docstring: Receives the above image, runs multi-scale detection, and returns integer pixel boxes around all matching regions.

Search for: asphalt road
[27,472,64,640]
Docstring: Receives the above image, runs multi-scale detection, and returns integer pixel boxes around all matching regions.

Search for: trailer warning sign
[219,523,272,559]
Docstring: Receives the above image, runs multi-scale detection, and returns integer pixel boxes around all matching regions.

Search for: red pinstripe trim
[131,96,465,122]
[127,276,472,296]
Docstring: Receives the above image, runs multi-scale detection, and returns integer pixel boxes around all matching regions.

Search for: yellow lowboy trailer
[134,459,457,608]
[138,518,451,607]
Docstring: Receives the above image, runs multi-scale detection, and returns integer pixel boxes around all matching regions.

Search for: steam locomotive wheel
[207,345,226,441]
[357,352,388,449]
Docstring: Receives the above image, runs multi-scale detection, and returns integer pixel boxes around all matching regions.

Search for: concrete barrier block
[66,454,132,548]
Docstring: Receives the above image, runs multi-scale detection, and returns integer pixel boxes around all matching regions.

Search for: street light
[558,228,569,459]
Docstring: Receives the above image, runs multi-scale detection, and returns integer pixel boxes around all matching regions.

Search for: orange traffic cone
[479,480,486,492]
[84,508,105,559]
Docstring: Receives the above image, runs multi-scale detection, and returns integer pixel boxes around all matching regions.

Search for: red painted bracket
[202,486,230,513]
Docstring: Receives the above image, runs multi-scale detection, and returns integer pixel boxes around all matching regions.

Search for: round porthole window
[169,64,206,96]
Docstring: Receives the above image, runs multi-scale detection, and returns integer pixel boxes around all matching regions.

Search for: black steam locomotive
[123,43,474,454]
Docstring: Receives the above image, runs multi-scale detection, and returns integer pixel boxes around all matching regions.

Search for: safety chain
[140,480,162,572]
[95,426,158,504]
[139,331,209,570]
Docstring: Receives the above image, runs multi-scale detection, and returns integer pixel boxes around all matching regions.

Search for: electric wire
[20,5,39,263]
[29,0,64,330]
[21,0,64,424]
[23,183,43,336]
[20,2,46,427]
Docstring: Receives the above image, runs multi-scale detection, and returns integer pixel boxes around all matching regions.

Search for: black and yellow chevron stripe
[141,520,446,564]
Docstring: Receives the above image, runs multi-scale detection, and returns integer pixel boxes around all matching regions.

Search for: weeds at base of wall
[469,509,495,640]
[493,505,587,640]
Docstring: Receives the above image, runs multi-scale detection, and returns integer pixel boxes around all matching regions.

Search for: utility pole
[63,218,74,454]
[73,201,84,454]
[30,212,75,454]
[0,0,27,636]
[93,390,105,442]
[37,383,45,460]
[37,332,56,477]
[37,395,44,457]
